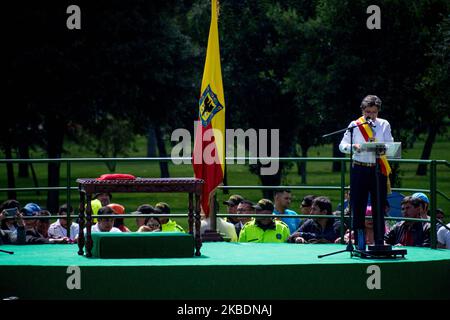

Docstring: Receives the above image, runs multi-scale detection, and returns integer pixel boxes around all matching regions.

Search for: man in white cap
[437,221,450,249]
[412,193,446,234]
[411,192,429,220]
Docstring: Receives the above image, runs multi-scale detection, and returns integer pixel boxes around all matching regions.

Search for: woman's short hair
[360,95,382,111]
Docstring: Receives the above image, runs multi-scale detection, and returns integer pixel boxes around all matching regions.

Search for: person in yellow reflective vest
[239,199,290,243]
[154,202,185,232]
[87,199,102,223]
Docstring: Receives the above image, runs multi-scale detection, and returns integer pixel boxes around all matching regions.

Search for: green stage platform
[1,243,449,300]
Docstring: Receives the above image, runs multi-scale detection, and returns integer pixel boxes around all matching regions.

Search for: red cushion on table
[97,173,136,180]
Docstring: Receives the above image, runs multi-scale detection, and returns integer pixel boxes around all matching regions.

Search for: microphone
[365,116,376,128]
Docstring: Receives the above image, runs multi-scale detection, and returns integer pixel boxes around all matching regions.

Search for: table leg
[188,193,194,234]
[77,191,85,256]
[85,193,93,257]
[194,193,202,256]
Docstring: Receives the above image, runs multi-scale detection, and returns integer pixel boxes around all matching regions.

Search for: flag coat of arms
[193,0,225,217]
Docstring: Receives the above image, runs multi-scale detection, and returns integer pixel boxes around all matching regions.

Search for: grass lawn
[1,133,449,231]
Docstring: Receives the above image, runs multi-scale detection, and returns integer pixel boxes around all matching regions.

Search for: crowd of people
[0,192,188,246]
[217,190,449,249]
[1,190,448,249]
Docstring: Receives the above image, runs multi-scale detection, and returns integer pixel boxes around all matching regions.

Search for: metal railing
[1,157,448,248]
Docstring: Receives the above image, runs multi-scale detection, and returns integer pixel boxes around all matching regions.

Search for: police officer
[238,199,290,243]
[154,202,185,232]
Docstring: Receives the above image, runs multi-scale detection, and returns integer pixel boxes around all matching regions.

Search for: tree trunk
[46,118,65,213]
[222,165,229,195]
[147,126,157,157]
[416,124,438,176]
[18,142,30,178]
[258,163,283,200]
[155,126,170,178]
[300,146,308,184]
[390,162,401,188]
[105,161,117,172]
[296,148,302,177]
[4,143,17,200]
[30,163,41,196]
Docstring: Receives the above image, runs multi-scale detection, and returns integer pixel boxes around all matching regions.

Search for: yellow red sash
[355,116,392,193]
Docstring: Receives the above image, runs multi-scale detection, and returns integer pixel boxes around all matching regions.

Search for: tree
[5,1,199,210]
[416,14,450,175]
[266,3,331,182]
[279,0,449,184]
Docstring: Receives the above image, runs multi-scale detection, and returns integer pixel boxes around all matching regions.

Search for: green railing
[1,157,448,248]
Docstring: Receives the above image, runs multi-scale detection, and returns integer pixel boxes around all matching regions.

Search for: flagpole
[211,194,217,231]
[195,0,225,242]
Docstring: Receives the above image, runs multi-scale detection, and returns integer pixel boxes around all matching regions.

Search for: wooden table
[76,178,204,257]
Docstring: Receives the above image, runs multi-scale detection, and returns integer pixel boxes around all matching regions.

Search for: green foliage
[82,115,138,171]
[417,14,450,130]
[5,1,199,155]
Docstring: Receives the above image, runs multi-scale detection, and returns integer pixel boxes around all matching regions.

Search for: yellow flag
[193,0,226,216]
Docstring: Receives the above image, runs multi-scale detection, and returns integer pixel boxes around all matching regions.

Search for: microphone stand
[318,119,373,258]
